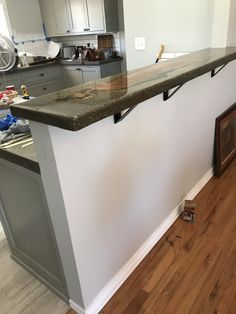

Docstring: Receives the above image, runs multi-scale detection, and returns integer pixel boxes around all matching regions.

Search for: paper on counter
[17,40,60,58]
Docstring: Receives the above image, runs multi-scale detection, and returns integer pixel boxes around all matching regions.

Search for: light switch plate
[135,37,145,50]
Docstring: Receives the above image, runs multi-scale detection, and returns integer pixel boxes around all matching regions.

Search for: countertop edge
[0,149,40,174]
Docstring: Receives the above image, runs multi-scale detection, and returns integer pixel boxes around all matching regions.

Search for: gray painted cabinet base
[0,158,69,302]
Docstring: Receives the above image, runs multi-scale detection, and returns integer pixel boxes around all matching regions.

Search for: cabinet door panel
[63,66,83,87]
[39,0,57,37]
[53,0,71,34]
[87,0,104,32]
[70,0,88,32]
[0,160,68,298]
[82,67,99,83]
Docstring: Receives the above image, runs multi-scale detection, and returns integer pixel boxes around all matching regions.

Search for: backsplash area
[52,33,121,56]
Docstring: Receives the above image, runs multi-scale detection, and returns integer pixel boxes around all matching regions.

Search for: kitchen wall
[122,0,216,70]
[211,0,231,47]
[31,61,236,311]
[227,0,236,46]
[117,0,127,72]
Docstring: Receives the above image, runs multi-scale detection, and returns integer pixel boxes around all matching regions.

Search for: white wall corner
[211,0,231,47]
[70,167,214,314]
[70,300,86,314]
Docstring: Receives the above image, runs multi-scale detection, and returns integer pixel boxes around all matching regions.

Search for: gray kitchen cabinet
[63,66,84,87]
[20,66,62,85]
[81,66,100,83]
[100,61,122,77]
[0,158,69,301]
[20,65,64,97]
[39,0,72,36]
[70,0,88,33]
[26,79,64,97]
[62,62,121,87]
[70,0,104,33]
[63,65,99,87]
[40,0,119,37]
[1,66,63,98]
[87,0,105,32]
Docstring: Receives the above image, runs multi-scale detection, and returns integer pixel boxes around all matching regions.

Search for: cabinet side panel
[0,160,68,298]
[104,0,119,32]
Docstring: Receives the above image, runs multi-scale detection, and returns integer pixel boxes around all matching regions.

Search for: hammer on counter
[155,44,165,63]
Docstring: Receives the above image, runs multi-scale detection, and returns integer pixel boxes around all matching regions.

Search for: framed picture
[215,103,236,177]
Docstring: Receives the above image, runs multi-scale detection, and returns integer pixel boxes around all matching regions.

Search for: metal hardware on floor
[182,200,196,223]
[211,63,228,78]
[163,84,184,101]
[114,105,138,124]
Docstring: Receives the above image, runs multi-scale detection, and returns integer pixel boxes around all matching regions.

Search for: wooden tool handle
[157,44,165,60]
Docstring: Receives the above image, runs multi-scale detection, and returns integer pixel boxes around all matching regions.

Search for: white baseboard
[71,167,214,314]
[70,300,86,314]
[186,168,214,200]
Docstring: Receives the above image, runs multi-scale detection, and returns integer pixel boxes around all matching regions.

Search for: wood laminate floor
[0,224,70,314]
[101,160,236,314]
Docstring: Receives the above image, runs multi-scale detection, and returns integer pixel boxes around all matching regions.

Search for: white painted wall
[117,0,127,72]
[29,123,85,309]
[211,0,231,47]
[122,0,215,70]
[227,0,236,46]
[31,61,236,311]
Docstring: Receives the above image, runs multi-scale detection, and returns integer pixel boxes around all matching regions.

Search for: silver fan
[0,34,17,72]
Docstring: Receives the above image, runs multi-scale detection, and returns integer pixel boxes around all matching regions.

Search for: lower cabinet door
[63,66,84,87]
[81,67,100,83]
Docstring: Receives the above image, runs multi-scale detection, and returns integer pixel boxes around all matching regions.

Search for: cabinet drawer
[21,66,62,85]
[28,79,63,97]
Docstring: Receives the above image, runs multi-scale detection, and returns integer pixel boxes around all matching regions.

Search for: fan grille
[0,34,16,72]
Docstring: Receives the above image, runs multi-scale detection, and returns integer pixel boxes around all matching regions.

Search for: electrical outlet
[135,37,145,50]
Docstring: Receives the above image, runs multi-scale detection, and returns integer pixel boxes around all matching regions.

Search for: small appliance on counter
[62,46,76,59]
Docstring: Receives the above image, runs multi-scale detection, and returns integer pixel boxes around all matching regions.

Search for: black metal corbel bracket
[163,84,184,101]
[114,105,138,124]
[211,63,228,78]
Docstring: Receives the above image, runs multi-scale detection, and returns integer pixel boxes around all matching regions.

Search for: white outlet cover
[135,37,145,50]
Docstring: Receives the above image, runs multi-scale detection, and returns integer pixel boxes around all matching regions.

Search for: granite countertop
[4,57,122,76]
[10,47,236,131]
[60,57,123,66]
[0,142,40,173]
[15,61,59,73]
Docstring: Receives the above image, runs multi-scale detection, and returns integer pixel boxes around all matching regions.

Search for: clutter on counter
[0,114,31,145]
[0,91,32,145]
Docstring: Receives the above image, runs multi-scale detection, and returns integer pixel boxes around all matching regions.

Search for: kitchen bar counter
[10,47,236,131]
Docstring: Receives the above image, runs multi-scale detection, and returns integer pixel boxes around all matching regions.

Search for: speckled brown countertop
[10,47,236,131]
[0,143,40,173]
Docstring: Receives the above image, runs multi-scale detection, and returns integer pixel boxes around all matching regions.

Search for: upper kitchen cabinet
[70,0,89,33]
[2,0,45,43]
[40,0,119,37]
[40,0,72,36]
